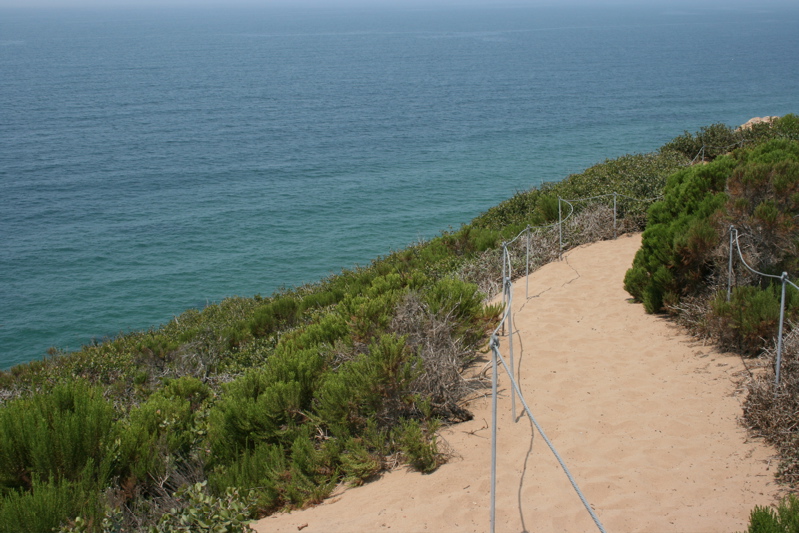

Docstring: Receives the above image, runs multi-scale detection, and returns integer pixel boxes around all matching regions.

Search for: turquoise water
[1,3,798,368]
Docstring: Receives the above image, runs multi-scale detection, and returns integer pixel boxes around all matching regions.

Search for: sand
[253,233,779,533]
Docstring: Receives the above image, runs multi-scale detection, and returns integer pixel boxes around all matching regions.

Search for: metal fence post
[501,243,507,298]
[506,277,517,422]
[526,227,530,299]
[490,336,498,533]
[558,197,563,261]
[727,226,735,302]
[501,243,507,336]
[776,272,788,389]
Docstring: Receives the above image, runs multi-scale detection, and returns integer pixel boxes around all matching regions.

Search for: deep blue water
[1,3,798,368]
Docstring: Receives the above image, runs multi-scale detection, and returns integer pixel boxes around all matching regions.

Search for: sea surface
[1,3,798,368]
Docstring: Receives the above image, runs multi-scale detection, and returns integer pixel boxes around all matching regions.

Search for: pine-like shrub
[248,296,301,339]
[624,156,732,312]
[712,285,799,355]
[208,369,307,464]
[425,277,482,321]
[626,139,799,325]
[0,476,101,533]
[117,379,211,492]
[0,381,115,493]
[745,494,799,533]
[338,437,383,486]
[397,417,441,474]
[314,334,418,436]
[662,123,740,161]
[207,442,284,513]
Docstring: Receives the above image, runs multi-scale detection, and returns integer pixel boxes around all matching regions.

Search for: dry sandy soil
[254,233,780,533]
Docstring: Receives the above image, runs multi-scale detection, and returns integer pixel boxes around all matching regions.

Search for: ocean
[1,2,798,368]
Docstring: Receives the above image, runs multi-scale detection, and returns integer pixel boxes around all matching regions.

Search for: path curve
[254,233,778,533]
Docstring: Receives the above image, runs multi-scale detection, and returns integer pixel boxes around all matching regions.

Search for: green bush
[727,139,799,277]
[338,437,383,486]
[336,289,401,345]
[745,494,799,533]
[662,123,740,161]
[248,296,301,339]
[207,443,284,513]
[163,376,212,407]
[208,370,306,463]
[149,481,254,533]
[0,381,115,493]
[314,334,418,435]
[117,379,211,488]
[280,428,337,506]
[626,139,799,316]
[134,336,181,365]
[712,285,799,355]
[0,476,101,533]
[397,417,441,474]
[534,194,561,224]
[425,278,483,321]
[624,156,732,312]
[471,151,686,233]
[211,424,336,511]
[208,342,327,464]
[298,288,344,314]
[288,312,349,349]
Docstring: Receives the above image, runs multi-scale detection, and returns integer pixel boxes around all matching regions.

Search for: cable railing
[685,127,799,165]
[558,193,662,253]
[488,191,661,533]
[690,139,748,164]
[726,225,799,388]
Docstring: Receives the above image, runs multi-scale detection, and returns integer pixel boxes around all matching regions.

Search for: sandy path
[254,234,778,533]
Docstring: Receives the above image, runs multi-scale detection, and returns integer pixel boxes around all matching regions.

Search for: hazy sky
[0,0,779,8]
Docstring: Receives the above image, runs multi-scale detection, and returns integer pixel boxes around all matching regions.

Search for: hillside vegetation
[620,116,799,531]
[624,117,799,487]
[1,116,797,532]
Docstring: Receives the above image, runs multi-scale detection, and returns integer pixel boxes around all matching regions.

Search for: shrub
[726,140,799,278]
[397,417,442,474]
[298,288,344,314]
[534,194,561,224]
[711,285,799,355]
[280,428,337,507]
[627,139,799,318]
[471,151,686,232]
[293,314,349,349]
[314,334,418,435]
[471,189,545,230]
[338,437,383,486]
[424,277,483,323]
[207,443,284,513]
[391,291,488,421]
[662,123,741,161]
[745,494,799,533]
[743,326,799,484]
[208,369,306,464]
[336,291,400,345]
[0,381,115,493]
[248,296,300,339]
[0,476,101,533]
[211,425,336,511]
[625,154,736,311]
[117,379,211,492]
[148,481,254,533]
